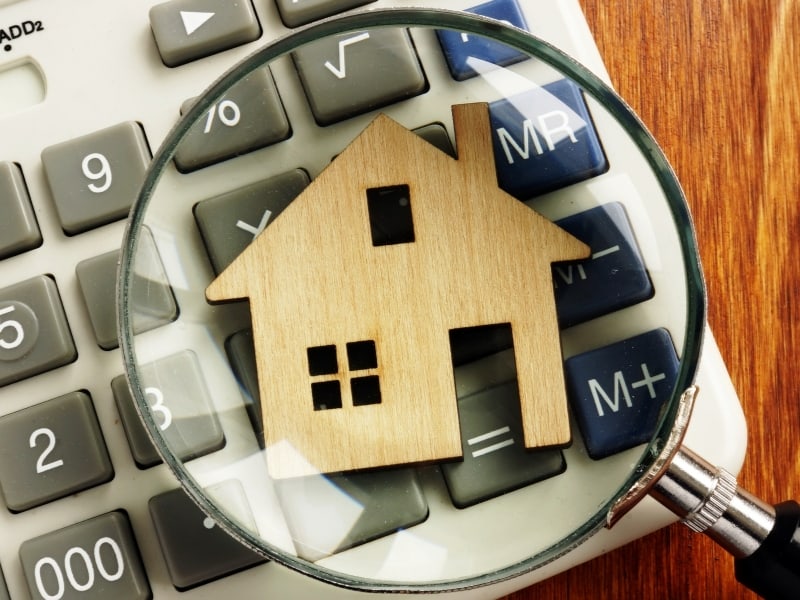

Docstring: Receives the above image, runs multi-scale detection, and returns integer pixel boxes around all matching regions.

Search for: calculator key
[0,162,41,259]
[175,67,291,172]
[194,169,309,273]
[225,329,264,445]
[437,0,529,81]
[564,329,679,459]
[413,122,455,155]
[19,511,151,600]
[0,564,10,600]
[0,276,76,387]
[0,391,113,512]
[489,79,608,199]
[292,28,427,125]
[553,202,653,327]
[149,483,264,589]
[150,0,261,67]
[442,379,565,508]
[112,351,224,468]
[275,0,377,28]
[41,122,150,235]
[76,229,176,350]
[275,468,428,561]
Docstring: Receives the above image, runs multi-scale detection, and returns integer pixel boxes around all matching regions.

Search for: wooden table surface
[505,1,800,598]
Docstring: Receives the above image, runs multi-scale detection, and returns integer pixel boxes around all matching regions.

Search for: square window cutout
[312,380,342,410]
[307,345,338,375]
[346,340,377,370]
[367,184,414,246]
[351,376,381,406]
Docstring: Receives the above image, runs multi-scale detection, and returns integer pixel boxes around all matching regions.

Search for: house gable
[207,103,590,478]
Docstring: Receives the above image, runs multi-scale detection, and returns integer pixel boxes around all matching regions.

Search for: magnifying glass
[118,9,799,598]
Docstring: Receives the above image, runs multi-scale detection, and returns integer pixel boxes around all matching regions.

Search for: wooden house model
[206,103,590,479]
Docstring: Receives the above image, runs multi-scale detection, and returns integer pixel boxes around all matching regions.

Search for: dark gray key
[442,379,566,508]
[76,229,176,350]
[0,276,76,387]
[19,511,151,600]
[150,0,261,67]
[224,329,264,445]
[0,565,10,600]
[194,169,309,273]
[149,484,264,589]
[0,162,41,258]
[41,122,150,235]
[292,28,427,125]
[112,351,224,468]
[275,0,376,27]
[175,67,290,172]
[274,468,428,561]
[414,123,454,156]
[0,391,113,512]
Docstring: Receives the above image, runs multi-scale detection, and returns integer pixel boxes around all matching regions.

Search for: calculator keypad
[0,276,76,387]
[41,122,151,235]
[0,391,113,512]
[0,0,696,593]
[0,162,41,259]
[19,511,151,600]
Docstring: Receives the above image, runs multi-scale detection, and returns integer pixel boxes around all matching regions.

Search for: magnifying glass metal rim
[118,7,706,593]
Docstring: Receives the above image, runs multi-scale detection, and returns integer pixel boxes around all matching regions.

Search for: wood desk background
[506,1,800,598]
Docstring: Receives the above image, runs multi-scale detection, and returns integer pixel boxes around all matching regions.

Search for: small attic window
[366,184,415,246]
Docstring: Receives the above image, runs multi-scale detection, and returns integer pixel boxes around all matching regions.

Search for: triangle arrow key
[180,10,215,36]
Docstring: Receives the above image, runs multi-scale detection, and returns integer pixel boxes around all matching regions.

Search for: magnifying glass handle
[650,446,800,599]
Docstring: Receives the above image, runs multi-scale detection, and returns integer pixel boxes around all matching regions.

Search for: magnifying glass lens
[119,10,703,592]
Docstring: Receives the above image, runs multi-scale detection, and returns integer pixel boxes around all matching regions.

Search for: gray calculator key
[414,123,454,156]
[112,350,224,468]
[292,28,427,125]
[175,67,290,172]
[0,276,76,387]
[149,484,264,589]
[0,391,113,512]
[19,511,151,600]
[225,329,264,445]
[194,169,309,273]
[150,0,261,67]
[76,230,176,350]
[275,468,428,561]
[0,162,41,259]
[41,122,150,235]
[275,0,377,28]
[0,565,10,600]
[442,380,566,508]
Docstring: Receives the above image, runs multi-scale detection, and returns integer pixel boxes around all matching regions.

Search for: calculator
[0,1,747,599]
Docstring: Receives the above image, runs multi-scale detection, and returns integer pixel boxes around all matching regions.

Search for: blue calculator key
[436,0,529,81]
[564,329,679,459]
[553,202,653,327]
[489,79,608,199]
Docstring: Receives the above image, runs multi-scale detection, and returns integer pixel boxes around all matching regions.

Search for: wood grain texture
[504,1,800,598]
[207,103,588,478]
